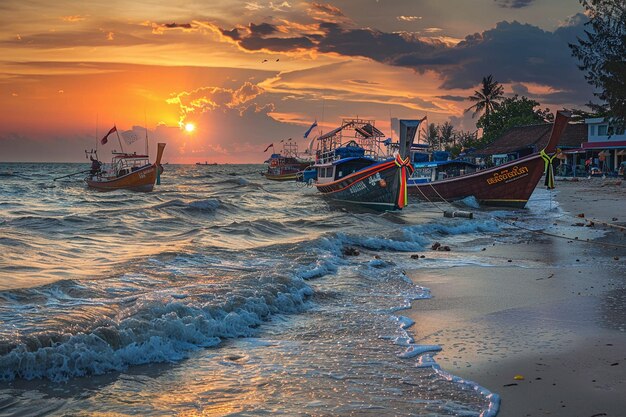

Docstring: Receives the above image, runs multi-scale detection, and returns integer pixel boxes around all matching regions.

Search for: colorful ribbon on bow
[394,154,414,209]
[540,149,558,190]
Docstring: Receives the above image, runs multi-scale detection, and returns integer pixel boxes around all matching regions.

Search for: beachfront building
[580,118,626,175]
[473,123,587,175]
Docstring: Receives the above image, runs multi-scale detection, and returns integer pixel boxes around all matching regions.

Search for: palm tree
[425,123,439,149]
[438,121,454,149]
[465,75,504,131]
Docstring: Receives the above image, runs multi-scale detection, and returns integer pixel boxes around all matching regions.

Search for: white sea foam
[295,258,341,280]
[336,235,498,417]
[459,196,481,208]
[396,315,415,329]
[399,344,442,359]
[432,367,501,417]
[314,218,500,256]
[0,276,312,382]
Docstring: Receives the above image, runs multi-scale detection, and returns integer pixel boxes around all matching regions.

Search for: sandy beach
[406,178,626,417]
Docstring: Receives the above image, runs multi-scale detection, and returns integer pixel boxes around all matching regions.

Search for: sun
[184,122,195,133]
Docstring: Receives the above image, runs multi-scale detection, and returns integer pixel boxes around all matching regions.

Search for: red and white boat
[407,111,570,208]
[262,140,312,181]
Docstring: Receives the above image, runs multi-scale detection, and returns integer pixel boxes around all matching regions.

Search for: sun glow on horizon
[184,122,195,133]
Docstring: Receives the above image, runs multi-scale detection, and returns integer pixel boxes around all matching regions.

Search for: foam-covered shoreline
[404,181,626,416]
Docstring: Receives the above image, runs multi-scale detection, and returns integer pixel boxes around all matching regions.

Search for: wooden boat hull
[408,153,544,208]
[85,164,160,191]
[264,162,311,181]
[408,111,570,208]
[316,158,409,210]
[262,172,300,181]
[85,142,166,192]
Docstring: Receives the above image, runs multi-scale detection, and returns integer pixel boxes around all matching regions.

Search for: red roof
[476,123,587,155]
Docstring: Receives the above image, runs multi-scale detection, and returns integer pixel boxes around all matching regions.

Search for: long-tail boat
[262,140,312,181]
[311,118,424,210]
[85,143,166,191]
[407,111,570,208]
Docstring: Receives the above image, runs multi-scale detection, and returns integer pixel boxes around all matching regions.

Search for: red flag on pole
[101,126,117,145]
[263,143,273,152]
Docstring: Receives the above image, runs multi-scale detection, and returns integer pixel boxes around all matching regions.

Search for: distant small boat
[262,140,311,181]
[85,143,166,191]
[407,111,570,208]
[196,161,218,166]
[309,118,422,210]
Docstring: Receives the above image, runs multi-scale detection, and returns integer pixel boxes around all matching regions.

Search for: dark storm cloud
[511,82,530,95]
[248,22,278,36]
[455,19,587,90]
[436,95,467,102]
[239,35,315,52]
[316,22,442,62]
[163,22,193,29]
[218,13,591,103]
[392,21,572,88]
[494,0,536,8]
[220,27,241,41]
[232,23,299,51]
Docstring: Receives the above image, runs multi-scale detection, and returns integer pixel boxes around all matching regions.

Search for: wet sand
[406,179,626,416]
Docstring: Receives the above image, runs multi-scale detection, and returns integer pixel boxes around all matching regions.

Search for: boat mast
[114,125,125,153]
[95,114,98,152]
[144,109,149,157]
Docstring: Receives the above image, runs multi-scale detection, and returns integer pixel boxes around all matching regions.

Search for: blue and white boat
[308,118,425,210]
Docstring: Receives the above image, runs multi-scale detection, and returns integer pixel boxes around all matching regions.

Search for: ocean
[0,162,562,416]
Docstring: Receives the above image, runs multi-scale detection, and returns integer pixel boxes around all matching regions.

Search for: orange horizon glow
[0,1,591,163]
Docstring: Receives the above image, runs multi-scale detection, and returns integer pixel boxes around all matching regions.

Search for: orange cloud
[167,81,265,125]
[307,2,350,24]
[309,2,343,17]
[62,15,87,22]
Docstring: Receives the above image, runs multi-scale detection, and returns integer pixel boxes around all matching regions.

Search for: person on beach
[90,156,102,177]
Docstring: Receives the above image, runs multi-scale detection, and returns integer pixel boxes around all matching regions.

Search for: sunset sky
[1,0,594,163]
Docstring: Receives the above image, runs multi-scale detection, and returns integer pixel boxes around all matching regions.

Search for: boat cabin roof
[331,156,376,166]
[317,120,385,141]
[110,153,150,171]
